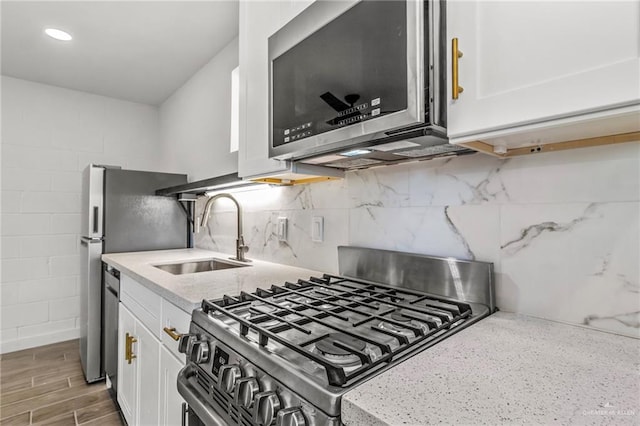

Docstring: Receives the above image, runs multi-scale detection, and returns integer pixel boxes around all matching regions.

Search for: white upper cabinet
[238,0,293,179]
[238,0,343,182]
[447,0,640,152]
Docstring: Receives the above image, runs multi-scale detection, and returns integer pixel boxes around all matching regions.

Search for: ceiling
[1,1,239,105]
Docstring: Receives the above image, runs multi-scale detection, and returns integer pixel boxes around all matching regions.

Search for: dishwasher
[103,263,120,398]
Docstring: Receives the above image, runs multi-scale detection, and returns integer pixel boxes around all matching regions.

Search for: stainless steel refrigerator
[80,164,188,384]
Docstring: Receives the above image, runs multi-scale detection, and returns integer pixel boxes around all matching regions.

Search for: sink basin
[153,258,249,275]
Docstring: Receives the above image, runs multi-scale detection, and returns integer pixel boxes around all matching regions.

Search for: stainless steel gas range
[177,246,495,426]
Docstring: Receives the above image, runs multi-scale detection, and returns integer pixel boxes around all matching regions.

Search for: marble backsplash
[195,142,639,338]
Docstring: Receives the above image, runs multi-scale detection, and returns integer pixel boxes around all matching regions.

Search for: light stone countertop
[102,248,323,313]
[342,312,640,426]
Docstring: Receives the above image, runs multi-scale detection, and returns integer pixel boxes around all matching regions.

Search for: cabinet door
[447,0,640,141]
[118,304,137,426]
[136,319,161,426]
[159,346,186,426]
[238,0,314,178]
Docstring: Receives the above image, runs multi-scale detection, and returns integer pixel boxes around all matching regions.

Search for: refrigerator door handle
[93,206,99,233]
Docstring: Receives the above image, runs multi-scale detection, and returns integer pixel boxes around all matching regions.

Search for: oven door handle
[177,365,228,426]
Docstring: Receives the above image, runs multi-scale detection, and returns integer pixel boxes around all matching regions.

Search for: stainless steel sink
[153,258,249,275]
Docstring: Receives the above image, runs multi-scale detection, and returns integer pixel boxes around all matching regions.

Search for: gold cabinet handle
[163,327,182,341]
[125,332,137,364]
[452,37,464,99]
[129,336,137,364]
[125,332,130,363]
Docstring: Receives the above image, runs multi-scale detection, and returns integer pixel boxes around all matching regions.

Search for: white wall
[196,142,640,339]
[0,33,239,353]
[0,76,163,353]
[159,37,239,181]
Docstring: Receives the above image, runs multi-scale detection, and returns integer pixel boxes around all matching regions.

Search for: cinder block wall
[0,76,163,353]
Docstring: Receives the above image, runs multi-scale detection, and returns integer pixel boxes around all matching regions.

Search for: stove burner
[251,301,277,315]
[246,301,291,328]
[378,320,428,338]
[390,310,411,322]
[313,286,340,297]
[379,310,430,339]
[316,333,365,356]
[286,295,312,305]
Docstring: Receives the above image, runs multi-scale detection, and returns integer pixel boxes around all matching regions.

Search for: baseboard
[0,328,81,354]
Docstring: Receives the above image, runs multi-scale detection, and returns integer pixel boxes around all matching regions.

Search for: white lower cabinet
[159,345,186,426]
[117,272,189,426]
[118,303,160,426]
[117,304,138,424]
[137,319,161,426]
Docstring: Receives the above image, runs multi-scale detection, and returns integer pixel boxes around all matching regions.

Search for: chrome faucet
[200,193,250,262]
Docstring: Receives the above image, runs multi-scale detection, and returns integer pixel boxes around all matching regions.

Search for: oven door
[177,365,229,426]
[269,0,427,160]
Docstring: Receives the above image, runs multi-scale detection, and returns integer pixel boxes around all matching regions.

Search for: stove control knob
[276,407,306,426]
[253,391,281,426]
[189,340,210,364]
[235,377,259,408]
[178,334,197,354]
[218,364,241,394]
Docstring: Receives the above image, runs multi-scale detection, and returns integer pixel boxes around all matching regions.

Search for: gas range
[177,247,495,426]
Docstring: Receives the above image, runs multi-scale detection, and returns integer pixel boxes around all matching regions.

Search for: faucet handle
[235,237,250,262]
[238,236,249,253]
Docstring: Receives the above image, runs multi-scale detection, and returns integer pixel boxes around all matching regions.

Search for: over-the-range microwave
[268,0,473,170]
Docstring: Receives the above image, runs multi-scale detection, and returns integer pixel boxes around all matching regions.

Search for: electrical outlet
[277,217,288,242]
[312,216,324,242]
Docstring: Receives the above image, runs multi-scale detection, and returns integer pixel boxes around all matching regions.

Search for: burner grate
[201,274,472,387]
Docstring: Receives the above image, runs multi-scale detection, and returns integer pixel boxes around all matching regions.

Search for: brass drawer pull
[125,332,137,364]
[163,327,182,341]
[452,37,464,99]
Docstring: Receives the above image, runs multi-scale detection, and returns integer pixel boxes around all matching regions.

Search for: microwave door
[269,0,425,160]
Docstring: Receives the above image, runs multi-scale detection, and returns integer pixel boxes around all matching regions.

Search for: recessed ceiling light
[45,28,72,41]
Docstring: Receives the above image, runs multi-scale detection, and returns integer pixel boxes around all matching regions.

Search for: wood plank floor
[0,340,124,426]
